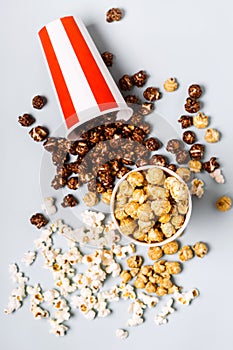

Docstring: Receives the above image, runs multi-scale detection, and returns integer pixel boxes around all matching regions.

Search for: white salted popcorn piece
[115,328,129,340]
[174,288,199,305]
[138,292,159,308]
[21,251,37,266]
[82,251,102,266]
[120,283,136,300]
[98,308,111,318]
[126,314,144,327]
[8,263,18,278]
[154,315,168,326]
[43,289,60,304]
[105,262,121,277]
[81,210,105,227]
[4,296,22,314]
[210,169,225,184]
[42,197,57,216]
[83,309,96,320]
[154,298,174,325]
[54,307,70,323]
[49,319,68,337]
[85,264,106,282]
[31,305,49,319]
[128,300,146,317]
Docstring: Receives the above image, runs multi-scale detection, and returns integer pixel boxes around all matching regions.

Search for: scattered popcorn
[49,319,68,337]
[81,210,105,228]
[105,262,121,277]
[210,169,225,184]
[127,314,144,327]
[43,289,60,304]
[120,283,136,300]
[42,197,57,215]
[174,288,199,305]
[116,328,129,340]
[83,309,96,320]
[31,305,49,319]
[138,292,159,308]
[154,298,175,325]
[21,251,37,266]
[191,178,205,198]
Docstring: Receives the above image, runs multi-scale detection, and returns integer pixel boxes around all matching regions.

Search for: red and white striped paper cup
[38,16,132,140]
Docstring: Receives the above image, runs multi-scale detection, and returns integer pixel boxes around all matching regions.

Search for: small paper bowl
[110,165,192,247]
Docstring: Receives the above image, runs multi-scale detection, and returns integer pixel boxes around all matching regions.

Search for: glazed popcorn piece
[188,160,202,173]
[193,112,209,129]
[205,128,220,143]
[178,115,193,129]
[132,70,147,87]
[178,245,194,262]
[216,196,232,212]
[184,98,200,114]
[32,95,45,109]
[188,84,202,99]
[101,51,113,67]
[115,328,129,340]
[18,113,35,127]
[106,8,123,22]
[30,213,47,229]
[162,240,179,255]
[83,191,99,207]
[163,77,178,92]
[203,157,220,173]
[191,178,205,198]
[192,242,208,258]
[29,126,49,142]
[143,87,161,101]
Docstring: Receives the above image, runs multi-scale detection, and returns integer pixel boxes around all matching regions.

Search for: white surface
[1,1,233,349]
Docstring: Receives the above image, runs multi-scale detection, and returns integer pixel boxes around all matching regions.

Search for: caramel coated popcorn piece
[124,201,140,219]
[191,178,205,198]
[163,78,178,92]
[153,260,166,274]
[127,255,143,268]
[145,282,157,294]
[176,167,191,182]
[101,190,112,205]
[147,246,163,260]
[18,113,35,127]
[127,171,144,187]
[162,241,179,255]
[120,270,132,283]
[192,242,208,258]
[137,202,154,221]
[165,261,181,274]
[30,213,47,229]
[205,128,220,143]
[193,112,209,129]
[120,217,137,235]
[106,8,122,22]
[146,167,165,185]
[188,160,202,173]
[32,95,45,109]
[216,196,232,212]
[178,245,193,262]
[151,199,171,216]
[156,286,167,296]
[83,192,99,207]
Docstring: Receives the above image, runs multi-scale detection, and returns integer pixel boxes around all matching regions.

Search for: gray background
[1,0,233,349]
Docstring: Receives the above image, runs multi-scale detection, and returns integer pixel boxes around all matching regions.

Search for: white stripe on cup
[76,18,127,106]
[46,19,98,121]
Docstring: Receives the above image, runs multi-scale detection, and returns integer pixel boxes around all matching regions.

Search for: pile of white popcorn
[4,203,199,339]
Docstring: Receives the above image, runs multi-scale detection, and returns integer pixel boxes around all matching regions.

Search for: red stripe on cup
[61,16,118,112]
[38,26,79,128]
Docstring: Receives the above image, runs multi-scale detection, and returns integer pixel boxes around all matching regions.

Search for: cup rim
[110,165,192,247]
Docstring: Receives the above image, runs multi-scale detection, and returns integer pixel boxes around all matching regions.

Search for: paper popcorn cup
[38,16,132,140]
